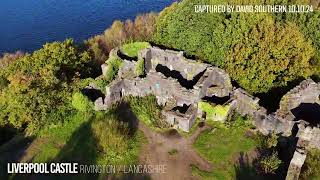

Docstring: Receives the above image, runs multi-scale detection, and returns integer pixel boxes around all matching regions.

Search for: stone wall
[140,47,208,80]
[96,47,320,137]
[198,67,233,98]
[276,79,320,121]
[93,46,320,180]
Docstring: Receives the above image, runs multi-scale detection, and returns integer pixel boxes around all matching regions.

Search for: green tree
[225,18,315,93]
[154,0,319,93]
[0,39,92,134]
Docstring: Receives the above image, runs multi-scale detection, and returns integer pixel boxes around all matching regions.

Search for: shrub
[104,20,127,51]
[256,132,279,149]
[0,51,24,69]
[72,92,92,112]
[127,96,167,128]
[259,151,282,174]
[301,149,320,179]
[121,42,150,58]
[0,76,8,90]
[85,35,108,64]
[224,20,315,93]
[0,39,93,134]
[91,116,129,155]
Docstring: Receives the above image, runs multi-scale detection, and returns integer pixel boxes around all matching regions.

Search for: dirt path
[138,123,213,180]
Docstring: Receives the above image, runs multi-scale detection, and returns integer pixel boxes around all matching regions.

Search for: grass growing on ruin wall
[198,101,230,121]
[120,42,150,58]
[126,95,168,129]
[105,55,123,82]
[135,57,145,76]
[193,116,259,179]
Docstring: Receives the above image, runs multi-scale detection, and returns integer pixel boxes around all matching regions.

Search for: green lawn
[120,42,150,58]
[193,118,261,180]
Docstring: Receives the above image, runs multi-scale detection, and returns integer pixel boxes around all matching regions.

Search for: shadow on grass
[234,152,260,180]
[0,134,34,180]
[10,101,150,180]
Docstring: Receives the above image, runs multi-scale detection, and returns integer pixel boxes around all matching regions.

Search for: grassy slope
[12,109,145,179]
[192,120,260,180]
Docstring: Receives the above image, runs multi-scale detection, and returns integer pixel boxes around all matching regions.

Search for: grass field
[192,117,263,180]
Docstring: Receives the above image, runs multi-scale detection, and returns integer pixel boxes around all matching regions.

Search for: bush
[72,92,92,112]
[224,20,315,93]
[0,51,24,69]
[127,96,167,128]
[91,116,129,155]
[0,76,8,90]
[255,132,279,150]
[301,149,320,179]
[154,0,319,93]
[259,151,282,174]
[91,110,143,166]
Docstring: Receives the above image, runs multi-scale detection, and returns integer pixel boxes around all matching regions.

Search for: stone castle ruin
[91,46,320,180]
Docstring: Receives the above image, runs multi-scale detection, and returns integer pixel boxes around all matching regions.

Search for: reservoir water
[0,0,175,54]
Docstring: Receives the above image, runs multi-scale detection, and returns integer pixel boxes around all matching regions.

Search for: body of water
[0,0,175,54]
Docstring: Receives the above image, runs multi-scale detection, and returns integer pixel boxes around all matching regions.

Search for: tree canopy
[154,0,320,93]
[0,39,92,134]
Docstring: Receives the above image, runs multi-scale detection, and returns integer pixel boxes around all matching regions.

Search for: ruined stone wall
[163,104,197,132]
[96,47,320,142]
[232,88,260,117]
[198,67,233,98]
[93,46,320,180]
[276,79,320,121]
[142,47,208,80]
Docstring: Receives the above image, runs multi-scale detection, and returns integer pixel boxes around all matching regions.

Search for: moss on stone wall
[135,57,145,76]
[198,101,230,121]
[120,42,150,58]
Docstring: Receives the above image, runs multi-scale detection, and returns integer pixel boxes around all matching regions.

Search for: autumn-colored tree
[0,51,24,69]
[86,13,158,64]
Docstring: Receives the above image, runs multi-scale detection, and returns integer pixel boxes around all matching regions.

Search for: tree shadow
[0,134,35,180]
[256,78,304,113]
[10,101,149,180]
[234,152,260,180]
[291,103,320,127]
[111,101,139,137]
